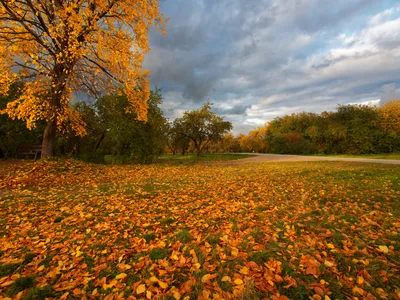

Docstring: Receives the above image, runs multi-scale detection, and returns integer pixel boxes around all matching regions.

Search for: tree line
[0,83,232,163]
[216,101,400,155]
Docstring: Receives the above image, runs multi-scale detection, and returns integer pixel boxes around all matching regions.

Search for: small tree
[167,120,190,155]
[173,103,232,156]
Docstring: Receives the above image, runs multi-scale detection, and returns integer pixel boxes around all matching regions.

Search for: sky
[143,0,400,134]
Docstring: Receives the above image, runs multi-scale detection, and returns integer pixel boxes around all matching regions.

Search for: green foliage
[266,103,400,155]
[0,81,43,158]
[58,89,168,164]
[170,102,233,156]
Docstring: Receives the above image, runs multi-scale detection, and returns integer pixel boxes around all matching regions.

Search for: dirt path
[225,153,400,165]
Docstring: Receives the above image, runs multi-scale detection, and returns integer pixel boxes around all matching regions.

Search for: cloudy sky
[144,0,400,134]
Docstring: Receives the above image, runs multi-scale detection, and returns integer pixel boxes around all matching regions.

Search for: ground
[0,159,399,299]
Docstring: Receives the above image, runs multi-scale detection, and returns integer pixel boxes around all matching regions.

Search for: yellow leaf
[136,284,146,294]
[234,279,243,285]
[158,280,168,289]
[149,276,159,283]
[324,260,334,267]
[172,290,181,299]
[37,265,45,271]
[231,247,239,257]
[202,274,212,283]
[378,245,389,254]
[239,267,249,275]
[192,263,201,270]
[356,276,364,285]
[116,273,127,280]
[146,290,152,299]
[326,243,335,249]
[221,276,231,282]
[352,286,365,295]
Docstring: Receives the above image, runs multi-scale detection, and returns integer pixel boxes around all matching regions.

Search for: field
[0,159,399,299]
[313,153,400,160]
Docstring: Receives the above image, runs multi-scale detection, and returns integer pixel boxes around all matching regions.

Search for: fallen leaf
[136,284,146,294]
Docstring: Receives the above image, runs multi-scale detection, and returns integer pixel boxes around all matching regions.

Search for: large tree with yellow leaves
[0,0,166,158]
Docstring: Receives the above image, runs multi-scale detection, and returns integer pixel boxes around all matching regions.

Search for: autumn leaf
[116,273,127,280]
[136,284,146,294]
[378,245,389,254]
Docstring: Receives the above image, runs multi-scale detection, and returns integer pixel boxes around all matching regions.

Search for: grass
[0,159,399,299]
[156,153,254,163]
[313,152,400,160]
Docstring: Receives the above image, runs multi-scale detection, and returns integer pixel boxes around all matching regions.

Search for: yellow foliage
[379,99,400,135]
[0,0,167,134]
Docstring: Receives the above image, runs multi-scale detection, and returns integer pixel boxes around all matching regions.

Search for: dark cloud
[213,104,252,116]
[145,0,400,133]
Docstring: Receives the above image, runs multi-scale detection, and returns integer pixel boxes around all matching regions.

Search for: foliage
[263,102,400,155]
[59,89,169,164]
[0,0,166,157]
[215,133,242,153]
[379,100,400,135]
[166,120,190,155]
[238,125,268,153]
[170,102,233,156]
[0,159,399,299]
[0,81,43,158]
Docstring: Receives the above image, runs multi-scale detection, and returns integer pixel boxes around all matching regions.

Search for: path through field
[227,153,400,165]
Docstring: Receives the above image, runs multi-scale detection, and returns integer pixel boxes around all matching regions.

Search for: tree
[166,120,190,155]
[60,88,168,163]
[240,125,268,153]
[173,103,232,156]
[379,100,400,135]
[0,0,166,158]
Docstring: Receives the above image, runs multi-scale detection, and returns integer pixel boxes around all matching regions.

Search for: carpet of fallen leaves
[0,159,399,300]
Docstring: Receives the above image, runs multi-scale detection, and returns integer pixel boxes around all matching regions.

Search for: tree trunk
[95,130,106,150]
[196,144,201,156]
[41,118,57,158]
[41,63,68,159]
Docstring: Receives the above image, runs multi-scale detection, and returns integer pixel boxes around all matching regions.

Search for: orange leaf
[136,284,146,294]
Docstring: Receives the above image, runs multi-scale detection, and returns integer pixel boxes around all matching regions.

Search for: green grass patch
[156,153,255,163]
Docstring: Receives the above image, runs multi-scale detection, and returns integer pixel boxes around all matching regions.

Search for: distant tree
[331,104,381,154]
[242,125,268,153]
[379,100,400,135]
[167,120,190,155]
[0,0,166,158]
[216,133,241,153]
[173,103,232,156]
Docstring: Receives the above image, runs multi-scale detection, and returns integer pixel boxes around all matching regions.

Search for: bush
[270,133,318,155]
[103,155,128,165]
